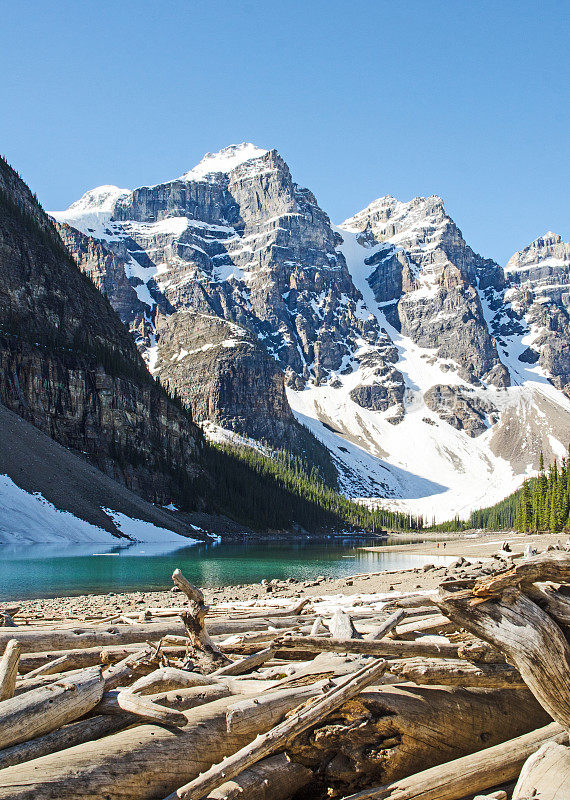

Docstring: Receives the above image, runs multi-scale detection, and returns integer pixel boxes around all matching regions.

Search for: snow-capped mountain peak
[179,143,268,182]
[54,149,570,523]
[62,185,131,215]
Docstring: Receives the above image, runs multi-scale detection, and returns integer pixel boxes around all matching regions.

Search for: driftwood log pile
[0,553,569,799]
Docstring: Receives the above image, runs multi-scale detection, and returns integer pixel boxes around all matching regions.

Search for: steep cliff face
[340,195,509,387]
[0,156,202,507]
[504,233,570,394]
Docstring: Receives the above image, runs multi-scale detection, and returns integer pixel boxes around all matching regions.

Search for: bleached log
[18,644,188,674]
[389,593,437,609]
[338,722,567,800]
[310,617,326,636]
[272,634,475,660]
[205,754,312,800]
[128,666,217,695]
[162,659,387,800]
[513,741,570,799]
[328,610,362,639]
[0,665,104,750]
[212,648,275,677]
[0,682,548,799]
[0,618,298,656]
[96,689,187,725]
[0,640,21,701]
[439,587,570,729]
[258,653,369,685]
[15,666,87,695]
[21,654,73,679]
[365,610,405,641]
[0,715,129,771]
[472,551,570,599]
[386,657,524,688]
[0,686,232,771]
[226,681,332,735]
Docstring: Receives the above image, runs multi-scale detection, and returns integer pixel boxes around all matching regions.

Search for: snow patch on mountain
[179,143,268,182]
[286,225,570,522]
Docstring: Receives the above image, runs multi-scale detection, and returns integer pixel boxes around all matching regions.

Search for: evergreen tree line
[516,451,570,533]
[427,489,522,533]
[203,442,424,533]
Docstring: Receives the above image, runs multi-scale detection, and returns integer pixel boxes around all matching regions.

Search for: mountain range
[49,143,570,523]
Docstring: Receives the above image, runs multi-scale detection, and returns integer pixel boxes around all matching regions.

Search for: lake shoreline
[3,529,566,621]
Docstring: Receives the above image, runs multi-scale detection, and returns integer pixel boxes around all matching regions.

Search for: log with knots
[0,557,570,799]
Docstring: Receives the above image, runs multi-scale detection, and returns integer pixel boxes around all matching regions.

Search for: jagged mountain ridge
[54,144,570,521]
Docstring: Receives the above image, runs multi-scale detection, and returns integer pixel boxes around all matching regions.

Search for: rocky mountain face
[504,233,570,395]
[54,145,391,453]
[54,144,570,521]
[341,195,510,388]
[0,156,203,508]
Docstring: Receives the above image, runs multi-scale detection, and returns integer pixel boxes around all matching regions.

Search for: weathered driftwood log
[212,648,275,677]
[272,634,489,660]
[471,551,570,599]
[205,754,312,800]
[127,666,217,695]
[18,644,188,674]
[21,653,74,679]
[287,683,552,796]
[14,666,88,695]
[0,618,297,656]
[388,593,437,609]
[0,640,21,701]
[162,659,388,800]
[173,569,230,673]
[438,587,570,729]
[226,681,333,735]
[0,685,233,771]
[263,653,372,687]
[0,693,311,799]
[366,610,405,641]
[310,617,326,636]
[338,721,567,800]
[512,740,570,799]
[328,610,362,639]
[386,658,525,688]
[527,584,570,627]
[0,715,129,770]
[0,665,104,750]
[96,688,187,725]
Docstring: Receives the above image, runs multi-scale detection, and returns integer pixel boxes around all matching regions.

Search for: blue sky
[1,0,568,264]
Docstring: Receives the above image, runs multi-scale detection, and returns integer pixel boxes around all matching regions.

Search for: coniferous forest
[515,451,570,533]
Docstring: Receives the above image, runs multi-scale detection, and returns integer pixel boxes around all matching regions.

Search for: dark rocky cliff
[0,156,202,506]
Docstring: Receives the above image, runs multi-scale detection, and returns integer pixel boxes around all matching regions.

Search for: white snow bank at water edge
[103,509,200,544]
[0,474,117,545]
[0,474,202,546]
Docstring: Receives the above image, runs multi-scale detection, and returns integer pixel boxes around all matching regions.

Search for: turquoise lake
[0,537,451,600]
